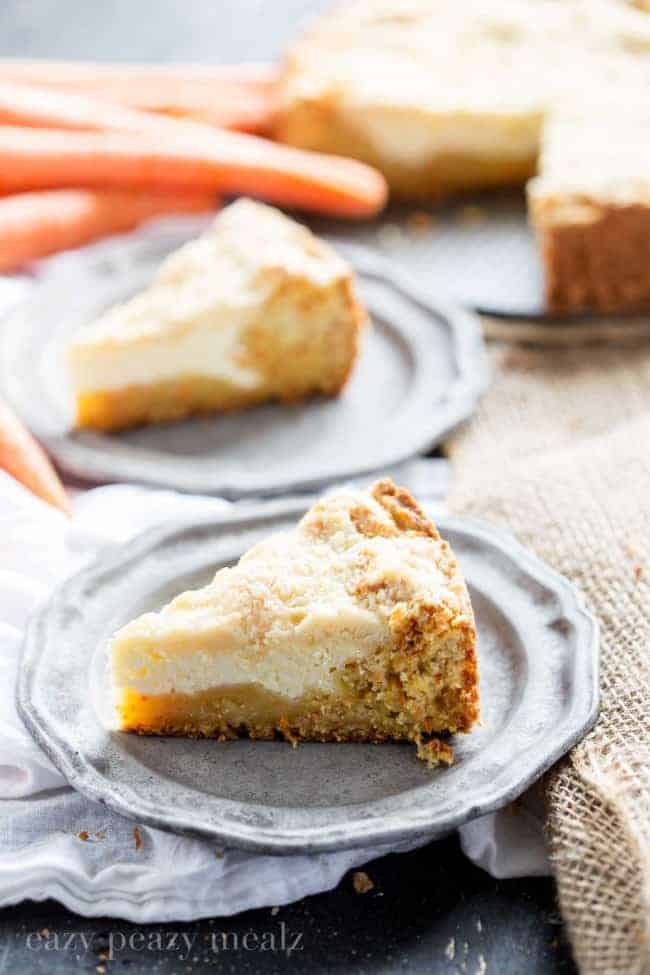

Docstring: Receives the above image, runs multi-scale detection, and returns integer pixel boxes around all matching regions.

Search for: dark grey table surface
[0,1,576,972]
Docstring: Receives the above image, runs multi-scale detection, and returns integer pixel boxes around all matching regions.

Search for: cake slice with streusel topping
[111,479,479,764]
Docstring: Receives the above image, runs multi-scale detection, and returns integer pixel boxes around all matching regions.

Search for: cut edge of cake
[528,192,650,315]
[528,98,650,315]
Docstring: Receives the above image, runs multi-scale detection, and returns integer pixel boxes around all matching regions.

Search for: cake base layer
[536,204,650,315]
[117,616,478,751]
[76,371,348,433]
[276,103,539,199]
[119,683,456,765]
[117,681,459,755]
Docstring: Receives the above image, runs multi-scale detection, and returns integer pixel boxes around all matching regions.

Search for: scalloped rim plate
[18,498,599,855]
[0,218,489,497]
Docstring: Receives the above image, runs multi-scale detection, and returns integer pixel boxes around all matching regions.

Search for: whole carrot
[0,78,273,141]
[0,398,69,513]
[0,80,167,134]
[0,61,278,133]
[0,80,268,137]
[0,125,387,218]
[109,84,274,133]
[0,189,216,272]
[0,59,276,86]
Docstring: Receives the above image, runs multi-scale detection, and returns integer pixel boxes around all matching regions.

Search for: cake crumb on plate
[352,871,375,894]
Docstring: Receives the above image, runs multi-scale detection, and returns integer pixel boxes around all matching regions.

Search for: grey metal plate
[18,499,599,855]
[313,192,650,324]
[309,192,548,319]
[0,217,488,497]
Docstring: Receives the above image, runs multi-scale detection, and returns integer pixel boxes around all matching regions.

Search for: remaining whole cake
[111,479,479,764]
[277,0,549,199]
[68,199,367,432]
[277,0,650,313]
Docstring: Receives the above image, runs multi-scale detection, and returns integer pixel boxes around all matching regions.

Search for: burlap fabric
[447,337,650,974]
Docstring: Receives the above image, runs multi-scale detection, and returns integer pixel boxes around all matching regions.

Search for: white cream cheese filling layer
[345,106,542,166]
[110,486,459,712]
[68,198,353,396]
[69,315,261,393]
[111,605,386,700]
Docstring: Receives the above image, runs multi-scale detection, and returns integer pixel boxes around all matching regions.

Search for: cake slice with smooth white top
[111,479,479,764]
[68,198,367,432]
